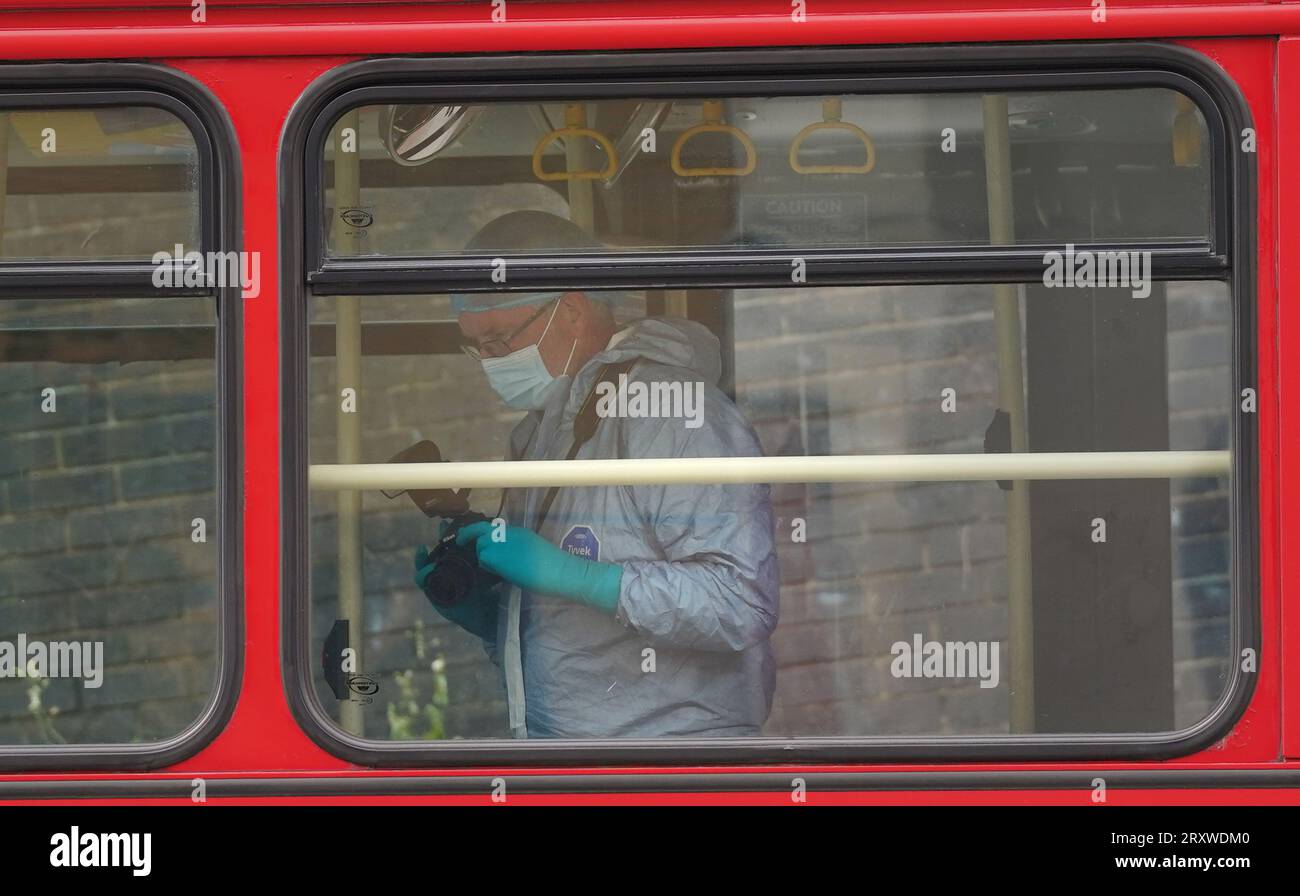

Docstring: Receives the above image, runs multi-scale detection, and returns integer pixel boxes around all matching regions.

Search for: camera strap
[533,358,637,533]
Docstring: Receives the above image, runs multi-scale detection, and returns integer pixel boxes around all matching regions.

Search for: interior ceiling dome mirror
[377,103,482,165]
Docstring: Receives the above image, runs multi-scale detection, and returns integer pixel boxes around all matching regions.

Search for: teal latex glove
[413,543,499,642]
[455,521,622,615]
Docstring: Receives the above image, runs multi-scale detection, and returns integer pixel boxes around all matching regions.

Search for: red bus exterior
[0,0,1298,805]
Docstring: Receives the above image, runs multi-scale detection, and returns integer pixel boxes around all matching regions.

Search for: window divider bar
[0,261,212,298]
[307,244,1225,295]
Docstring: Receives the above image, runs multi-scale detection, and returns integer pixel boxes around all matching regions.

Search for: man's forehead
[458,301,541,333]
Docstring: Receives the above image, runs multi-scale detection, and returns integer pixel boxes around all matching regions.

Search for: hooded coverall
[468,316,780,738]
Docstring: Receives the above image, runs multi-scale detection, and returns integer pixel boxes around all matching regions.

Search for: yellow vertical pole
[982,94,1034,733]
[334,111,365,736]
[564,104,595,230]
[664,291,689,318]
[0,113,9,255]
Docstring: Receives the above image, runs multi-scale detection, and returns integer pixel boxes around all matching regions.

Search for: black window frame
[282,43,1257,767]
[0,63,243,771]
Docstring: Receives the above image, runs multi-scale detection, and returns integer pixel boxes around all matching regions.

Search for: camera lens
[426,548,478,607]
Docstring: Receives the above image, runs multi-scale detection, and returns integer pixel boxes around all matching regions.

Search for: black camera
[383,440,500,607]
[420,510,497,607]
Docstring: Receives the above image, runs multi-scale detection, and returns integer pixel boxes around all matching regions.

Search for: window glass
[0,106,201,260]
[306,280,1231,740]
[0,297,219,745]
[321,88,1211,259]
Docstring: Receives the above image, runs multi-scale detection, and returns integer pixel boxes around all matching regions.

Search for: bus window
[0,89,235,763]
[290,58,1249,760]
[304,280,1231,740]
[1,106,201,260]
[320,88,1210,260]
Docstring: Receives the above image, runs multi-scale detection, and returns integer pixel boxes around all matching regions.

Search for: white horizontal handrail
[308,450,1230,491]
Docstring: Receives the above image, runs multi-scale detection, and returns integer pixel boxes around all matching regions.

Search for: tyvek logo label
[561,525,600,562]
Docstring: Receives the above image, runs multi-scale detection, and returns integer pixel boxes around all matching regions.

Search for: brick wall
[0,298,219,745]
[737,281,1231,736]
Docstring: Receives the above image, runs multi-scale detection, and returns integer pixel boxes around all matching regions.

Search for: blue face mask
[479,300,578,410]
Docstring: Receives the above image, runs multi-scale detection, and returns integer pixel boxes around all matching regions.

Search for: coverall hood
[593,316,724,385]
[553,316,724,429]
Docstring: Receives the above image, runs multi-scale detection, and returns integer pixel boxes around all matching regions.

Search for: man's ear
[456,309,486,340]
[559,291,586,324]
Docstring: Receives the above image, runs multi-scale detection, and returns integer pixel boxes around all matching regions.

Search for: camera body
[422,511,499,607]
[383,440,500,607]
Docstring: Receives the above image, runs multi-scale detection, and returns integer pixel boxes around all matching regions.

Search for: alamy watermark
[1042,243,1152,298]
[50,827,150,877]
[890,633,1000,689]
[595,373,705,429]
[151,244,261,298]
[0,634,103,688]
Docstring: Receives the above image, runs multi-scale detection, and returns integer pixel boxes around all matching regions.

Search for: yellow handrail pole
[310,451,1231,491]
[565,104,595,230]
[982,94,1034,734]
[0,112,9,255]
[1173,93,1203,168]
[334,111,364,736]
[531,104,619,227]
[664,291,690,318]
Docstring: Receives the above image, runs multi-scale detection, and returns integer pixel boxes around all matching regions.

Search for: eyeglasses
[460,298,558,361]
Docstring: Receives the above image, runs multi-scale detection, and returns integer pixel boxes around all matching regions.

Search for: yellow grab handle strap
[531,104,618,182]
[670,99,757,177]
[789,98,876,175]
